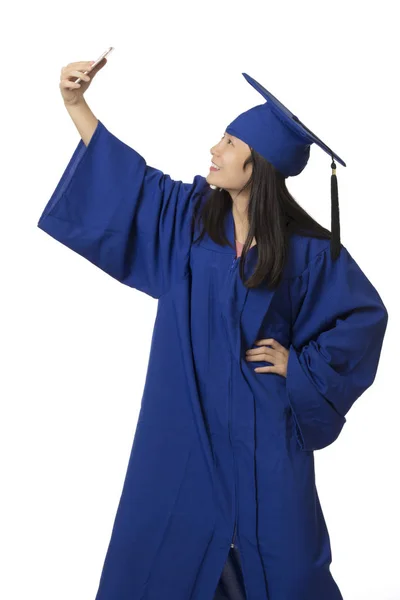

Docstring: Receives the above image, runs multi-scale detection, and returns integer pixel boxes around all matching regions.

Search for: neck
[231,197,250,241]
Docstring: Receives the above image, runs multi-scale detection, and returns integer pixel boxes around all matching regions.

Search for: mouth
[210,160,221,171]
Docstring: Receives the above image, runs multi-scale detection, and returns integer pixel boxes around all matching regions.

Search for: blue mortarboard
[225,73,346,260]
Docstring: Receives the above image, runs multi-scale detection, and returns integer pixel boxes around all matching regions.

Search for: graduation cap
[225,73,346,260]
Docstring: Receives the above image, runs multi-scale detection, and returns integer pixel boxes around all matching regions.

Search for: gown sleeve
[286,244,389,452]
[37,119,208,299]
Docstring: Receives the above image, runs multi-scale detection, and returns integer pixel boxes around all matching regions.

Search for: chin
[207,173,221,183]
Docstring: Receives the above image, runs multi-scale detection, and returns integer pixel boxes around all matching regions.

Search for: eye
[221,135,233,145]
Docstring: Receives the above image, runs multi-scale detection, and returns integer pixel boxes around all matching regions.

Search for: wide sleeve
[37,119,208,299]
[286,244,389,452]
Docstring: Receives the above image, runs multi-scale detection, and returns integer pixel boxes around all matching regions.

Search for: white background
[2,1,398,598]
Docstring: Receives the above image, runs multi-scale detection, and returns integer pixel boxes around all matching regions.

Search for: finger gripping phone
[75,46,114,84]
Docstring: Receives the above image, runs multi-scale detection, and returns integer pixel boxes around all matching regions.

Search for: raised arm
[37,107,208,299]
[64,97,98,147]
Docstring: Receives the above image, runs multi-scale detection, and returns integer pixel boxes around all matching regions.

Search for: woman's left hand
[245,338,289,378]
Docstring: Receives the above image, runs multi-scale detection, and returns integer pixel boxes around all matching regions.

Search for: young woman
[37,59,388,600]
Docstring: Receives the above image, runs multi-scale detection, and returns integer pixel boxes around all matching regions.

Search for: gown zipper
[228,364,238,549]
[228,254,239,549]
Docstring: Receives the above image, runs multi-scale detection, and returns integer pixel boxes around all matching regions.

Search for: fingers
[245,338,289,362]
[253,365,286,377]
[246,338,279,356]
[72,70,90,81]
[244,338,289,378]
[89,58,107,71]
[254,338,278,347]
[60,58,107,85]
[60,74,90,90]
[60,63,92,89]
[61,62,93,78]
[60,79,81,89]
[245,349,274,362]
[66,61,94,69]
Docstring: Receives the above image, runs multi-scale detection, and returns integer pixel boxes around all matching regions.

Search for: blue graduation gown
[37,120,388,600]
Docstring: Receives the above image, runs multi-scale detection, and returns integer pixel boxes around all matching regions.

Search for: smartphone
[74,46,114,84]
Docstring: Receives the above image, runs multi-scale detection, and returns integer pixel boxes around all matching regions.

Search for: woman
[37,59,388,600]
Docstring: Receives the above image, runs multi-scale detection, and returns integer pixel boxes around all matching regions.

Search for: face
[207,131,253,195]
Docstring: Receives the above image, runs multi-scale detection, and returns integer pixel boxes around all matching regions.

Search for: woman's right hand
[59,58,107,105]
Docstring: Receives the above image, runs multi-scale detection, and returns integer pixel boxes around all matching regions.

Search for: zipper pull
[231,520,237,548]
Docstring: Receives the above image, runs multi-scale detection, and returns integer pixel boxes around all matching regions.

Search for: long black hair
[191,146,332,290]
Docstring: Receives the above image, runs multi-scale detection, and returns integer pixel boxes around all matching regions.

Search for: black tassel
[330,158,341,260]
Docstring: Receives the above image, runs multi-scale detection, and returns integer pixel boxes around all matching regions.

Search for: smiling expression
[207,132,253,193]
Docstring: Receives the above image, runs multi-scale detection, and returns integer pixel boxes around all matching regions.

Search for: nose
[210,142,220,156]
[210,141,221,158]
